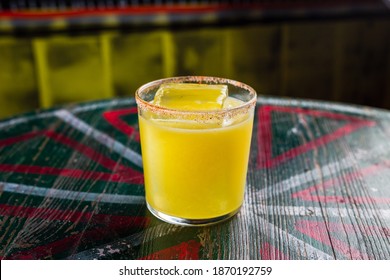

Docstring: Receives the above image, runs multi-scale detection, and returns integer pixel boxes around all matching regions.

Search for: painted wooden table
[1,96,389,260]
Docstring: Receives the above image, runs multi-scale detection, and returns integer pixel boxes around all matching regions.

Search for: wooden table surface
[1,96,390,260]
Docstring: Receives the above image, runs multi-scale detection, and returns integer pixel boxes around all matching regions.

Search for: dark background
[0,0,389,119]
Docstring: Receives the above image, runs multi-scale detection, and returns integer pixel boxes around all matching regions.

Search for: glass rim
[135,76,257,117]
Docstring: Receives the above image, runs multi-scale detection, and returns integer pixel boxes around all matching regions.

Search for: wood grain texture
[1,97,390,260]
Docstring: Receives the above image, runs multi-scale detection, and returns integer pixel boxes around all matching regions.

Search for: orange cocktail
[136,77,256,226]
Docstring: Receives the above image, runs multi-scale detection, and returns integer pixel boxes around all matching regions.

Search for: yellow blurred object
[0,17,390,119]
[111,31,174,98]
[0,38,38,119]
[33,35,114,108]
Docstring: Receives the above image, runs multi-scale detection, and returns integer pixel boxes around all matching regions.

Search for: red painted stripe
[257,105,376,168]
[2,131,99,175]
[295,220,370,259]
[4,230,86,259]
[0,203,92,223]
[257,105,274,168]
[139,240,200,260]
[0,1,374,19]
[44,130,137,173]
[296,194,390,204]
[0,131,41,147]
[0,4,221,19]
[269,106,374,122]
[0,163,143,184]
[0,203,149,259]
[292,163,390,204]
[103,108,140,141]
[260,241,288,260]
[271,121,372,167]
[3,221,144,259]
[0,130,144,184]
[0,203,148,227]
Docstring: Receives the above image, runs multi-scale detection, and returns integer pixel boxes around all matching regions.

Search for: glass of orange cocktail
[135,76,256,226]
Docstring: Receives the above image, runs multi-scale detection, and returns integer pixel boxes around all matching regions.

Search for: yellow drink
[139,100,254,220]
[136,77,256,225]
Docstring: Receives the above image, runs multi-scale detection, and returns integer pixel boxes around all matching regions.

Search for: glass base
[147,202,241,226]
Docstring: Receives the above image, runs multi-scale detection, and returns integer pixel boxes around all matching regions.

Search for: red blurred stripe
[0,1,376,19]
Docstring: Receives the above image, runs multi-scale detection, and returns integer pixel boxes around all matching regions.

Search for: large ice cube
[153,83,228,110]
[222,96,244,109]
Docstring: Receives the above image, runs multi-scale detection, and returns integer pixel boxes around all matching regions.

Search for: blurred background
[0,0,389,119]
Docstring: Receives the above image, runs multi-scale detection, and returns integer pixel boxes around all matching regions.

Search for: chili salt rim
[135,76,257,122]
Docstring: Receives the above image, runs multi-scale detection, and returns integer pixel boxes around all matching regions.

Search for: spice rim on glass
[135,76,257,226]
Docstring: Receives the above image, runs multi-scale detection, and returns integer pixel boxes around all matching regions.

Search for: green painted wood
[1,96,390,260]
